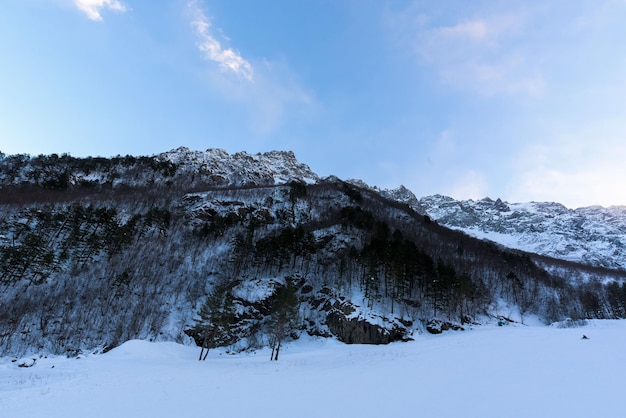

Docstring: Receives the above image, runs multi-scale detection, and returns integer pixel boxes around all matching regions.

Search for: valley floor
[2,320,625,418]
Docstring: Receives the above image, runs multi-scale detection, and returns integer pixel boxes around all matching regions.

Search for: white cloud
[437,20,490,43]
[420,15,544,97]
[389,1,626,100]
[383,1,626,207]
[188,1,254,81]
[73,0,127,21]
[386,4,545,98]
[203,57,315,136]
[185,1,316,136]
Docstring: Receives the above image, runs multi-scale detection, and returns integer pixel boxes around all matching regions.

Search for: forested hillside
[1,149,625,357]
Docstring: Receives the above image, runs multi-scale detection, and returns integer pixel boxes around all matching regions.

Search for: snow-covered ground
[2,321,625,418]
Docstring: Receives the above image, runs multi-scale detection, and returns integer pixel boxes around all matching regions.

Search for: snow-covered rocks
[158,147,319,186]
[409,195,626,270]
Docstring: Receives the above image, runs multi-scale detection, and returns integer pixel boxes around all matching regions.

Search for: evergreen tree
[268,280,299,361]
[194,282,236,361]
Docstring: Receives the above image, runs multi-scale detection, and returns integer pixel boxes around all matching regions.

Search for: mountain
[159,147,319,186]
[397,194,626,271]
[0,147,318,193]
[1,148,626,357]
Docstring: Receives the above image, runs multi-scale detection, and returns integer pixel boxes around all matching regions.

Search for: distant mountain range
[375,189,626,272]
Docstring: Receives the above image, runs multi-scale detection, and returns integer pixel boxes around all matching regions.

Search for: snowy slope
[158,147,319,186]
[2,320,625,418]
[0,147,319,190]
[390,192,626,271]
[4,148,624,270]
[3,148,626,360]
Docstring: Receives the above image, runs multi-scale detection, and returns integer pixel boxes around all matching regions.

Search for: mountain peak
[414,195,626,270]
[0,148,319,190]
[158,147,318,186]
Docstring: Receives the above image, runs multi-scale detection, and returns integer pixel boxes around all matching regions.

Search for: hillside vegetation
[1,150,625,356]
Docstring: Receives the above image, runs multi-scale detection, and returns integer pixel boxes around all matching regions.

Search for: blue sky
[2,0,626,208]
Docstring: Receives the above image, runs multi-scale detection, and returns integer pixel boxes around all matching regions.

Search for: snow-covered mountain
[3,148,626,358]
[391,193,626,271]
[0,146,319,191]
[158,147,319,186]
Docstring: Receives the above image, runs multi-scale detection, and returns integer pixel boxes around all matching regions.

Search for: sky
[1,0,626,208]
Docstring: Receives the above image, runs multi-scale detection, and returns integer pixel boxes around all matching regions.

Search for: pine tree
[194,282,236,361]
[268,280,299,361]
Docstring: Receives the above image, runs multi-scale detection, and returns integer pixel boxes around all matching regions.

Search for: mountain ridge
[2,148,626,357]
[395,193,626,271]
[2,146,625,275]
[356,181,626,272]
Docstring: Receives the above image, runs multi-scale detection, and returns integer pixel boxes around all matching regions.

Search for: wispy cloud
[420,15,543,97]
[188,1,254,81]
[436,20,490,43]
[73,0,127,21]
[204,57,315,136]
[185,1,316,137]
[386,4,544,98]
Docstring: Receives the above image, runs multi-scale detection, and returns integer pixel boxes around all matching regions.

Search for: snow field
[2,321,626,418]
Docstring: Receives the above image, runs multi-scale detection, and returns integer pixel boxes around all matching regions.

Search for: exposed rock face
[380,185,420,209]
[185,277,285,349]
[320,297,408,344]
[159,147,319,187]
[186,280,410,348]
[408,194,626,271]
[299,287,411,345]
[326,311,407,344]
[425,319,464,335]
[0,147,319,191]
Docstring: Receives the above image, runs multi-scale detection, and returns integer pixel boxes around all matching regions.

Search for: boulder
[426,319,464,334]
[325,301,406,344]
